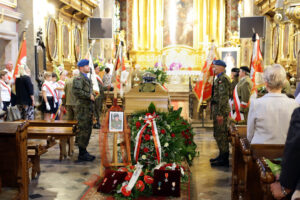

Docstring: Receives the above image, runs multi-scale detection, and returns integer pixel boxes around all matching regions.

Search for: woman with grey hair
[247,64,299,144]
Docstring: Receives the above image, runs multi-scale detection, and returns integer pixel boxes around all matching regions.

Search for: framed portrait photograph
[109,111,124,132]
[219,47,240,77]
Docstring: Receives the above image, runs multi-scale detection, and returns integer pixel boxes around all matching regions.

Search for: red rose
[188,140,192,144]
[165,152,168,157]
[121,185,131,196]
[144,175,154,184]
[171,133,175,138]
[186,129,190,133]
[161,129,166,134]
[181,131,185,136]
[182,122,187,125]
[125,172,133,181]
[129,165,135,170]
[136,121,141,129]
[135,180,145,192]
[119,167,128,172]
[144,134,150,141]
[140,171,144,176]
[143,147,149,153]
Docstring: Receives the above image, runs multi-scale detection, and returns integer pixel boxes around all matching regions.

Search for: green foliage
[147,102,156,113]
[145,66,167,86]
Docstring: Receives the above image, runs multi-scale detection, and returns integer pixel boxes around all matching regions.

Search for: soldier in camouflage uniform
[73,59,95,162]
[210,60,231,167]
[236,66,253,122]
[230,68,240,99]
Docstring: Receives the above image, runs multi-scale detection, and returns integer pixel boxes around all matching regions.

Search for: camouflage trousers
[94,96,103,123]
[213,114,229,154]
[76,104,94,149]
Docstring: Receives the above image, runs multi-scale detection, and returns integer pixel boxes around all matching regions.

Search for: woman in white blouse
[247,64,299,144]
[0,70,11,111]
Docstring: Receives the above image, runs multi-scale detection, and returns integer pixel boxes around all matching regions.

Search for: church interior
[0,0,300,199]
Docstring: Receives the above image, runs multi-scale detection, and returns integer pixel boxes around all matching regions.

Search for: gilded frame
[73,26,82,62]
[61,23,71,62]
[46,17,58,62]
[293,31,300,60]
[282,23,290,59]
[272,25,279,63]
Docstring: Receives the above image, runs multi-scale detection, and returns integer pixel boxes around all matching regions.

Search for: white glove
[46,102,51,111]
[0,102,3,110]
[54,103,56,109]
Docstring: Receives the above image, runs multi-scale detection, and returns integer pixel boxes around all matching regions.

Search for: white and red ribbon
[232,86,244,122]
[0,80,11,96]
[134,113,162,163]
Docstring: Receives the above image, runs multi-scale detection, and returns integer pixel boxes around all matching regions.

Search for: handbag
[7,105,22,121]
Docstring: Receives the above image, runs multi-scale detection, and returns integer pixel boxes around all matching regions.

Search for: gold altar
[128,0,226,69]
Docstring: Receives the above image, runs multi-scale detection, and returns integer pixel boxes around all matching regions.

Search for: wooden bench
[238,138,285,200]
[27,141,48,179]
[27,125,76,161]
[230,124,247,200]
[0,122,29,200]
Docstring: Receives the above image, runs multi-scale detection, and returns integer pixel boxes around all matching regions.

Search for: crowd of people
[210,60,300,199]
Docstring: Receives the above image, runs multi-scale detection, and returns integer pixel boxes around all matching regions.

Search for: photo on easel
[109,111,124,132]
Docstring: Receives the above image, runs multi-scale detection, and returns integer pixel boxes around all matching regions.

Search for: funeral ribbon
[232,86,244,121]
[126,163,143,191]
[133,113,162,163]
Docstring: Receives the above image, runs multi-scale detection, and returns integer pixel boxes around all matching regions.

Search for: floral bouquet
[145,65,167,86]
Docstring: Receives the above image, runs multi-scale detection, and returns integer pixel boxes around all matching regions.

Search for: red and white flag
[114,42,125,90]
[13,39,27,79]
[194,45,215,112]
[250,34,264,95]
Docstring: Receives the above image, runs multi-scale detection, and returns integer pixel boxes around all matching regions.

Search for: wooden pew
[238,138,285,200]
[230,124,247,200]
[0,122,29,200]
[27,120,77,160]
[27,141,48,179]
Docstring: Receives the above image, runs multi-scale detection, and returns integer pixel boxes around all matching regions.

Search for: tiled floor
[29,127,231,200]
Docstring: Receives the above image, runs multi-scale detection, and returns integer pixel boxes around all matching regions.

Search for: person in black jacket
[271,107,300,200]
[15,65,35,120]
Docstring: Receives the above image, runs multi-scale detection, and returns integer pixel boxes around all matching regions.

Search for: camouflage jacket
[236,76,253,113]
[73,72,93,104]
[211,72,231,116]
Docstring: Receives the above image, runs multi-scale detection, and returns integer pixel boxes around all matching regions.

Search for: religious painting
[46,18,58,61]
[282,24,290,58]
[163,0,193,47]
[109,111,124,132]
[62,25,70,59]
[74,27,82,62]
[272,25,279,62]
[219,47,240,77]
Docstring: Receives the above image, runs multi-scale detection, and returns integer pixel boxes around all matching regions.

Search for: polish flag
[194,45,215,111]
[250,33,264,94]
[13,39,27,79]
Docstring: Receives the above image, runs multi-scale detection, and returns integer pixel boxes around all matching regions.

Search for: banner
[250,33,264,94]
[13,39,27,79]
[193,45,215,112]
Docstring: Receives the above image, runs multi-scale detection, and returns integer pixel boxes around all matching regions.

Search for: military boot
[78,148,95,162]
[209,154,221,163]
[210,152,229,167]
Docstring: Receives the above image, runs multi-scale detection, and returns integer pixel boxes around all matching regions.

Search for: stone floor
[28,127,231,200]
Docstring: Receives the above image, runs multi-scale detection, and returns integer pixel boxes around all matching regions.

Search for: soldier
[93,63,104,129]
[230,68,240,99]
[64,69,79,120]
[210,60,231,167]
[235,66,253,122]
[73,59,95,162]
[111,113,122,130]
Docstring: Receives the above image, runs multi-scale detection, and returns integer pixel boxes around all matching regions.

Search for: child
[41,72,57,120]
[0,71,11,111]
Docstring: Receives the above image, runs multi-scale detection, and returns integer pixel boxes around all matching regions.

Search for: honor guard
[230,68,240,99]
[210,60,231,167]
[73,59,96,162]
[93,63,104,129]
[235,66,253,122]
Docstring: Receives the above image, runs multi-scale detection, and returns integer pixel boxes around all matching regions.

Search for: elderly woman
[247,64,299,144]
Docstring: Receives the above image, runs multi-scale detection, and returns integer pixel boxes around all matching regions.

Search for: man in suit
[270,107,300,200]
[73,59,95,162]
[210,60,231,167]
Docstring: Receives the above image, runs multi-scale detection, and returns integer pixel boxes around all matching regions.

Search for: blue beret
[77,59,89,67]
[212,60,226,67]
